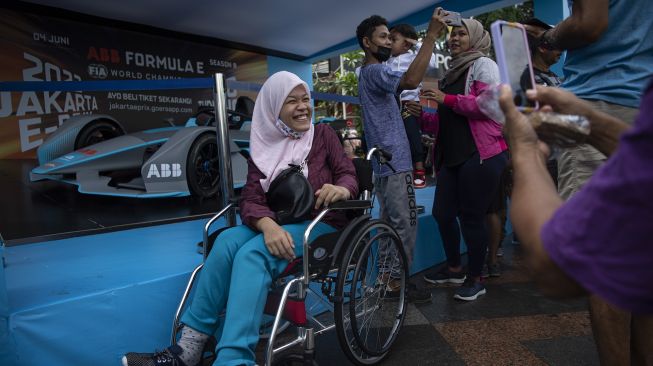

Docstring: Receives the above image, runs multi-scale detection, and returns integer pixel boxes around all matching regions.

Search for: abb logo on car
[147,163,182,178]
[79,148,98,156]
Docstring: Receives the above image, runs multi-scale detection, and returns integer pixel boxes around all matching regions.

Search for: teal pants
[180,221,335,366]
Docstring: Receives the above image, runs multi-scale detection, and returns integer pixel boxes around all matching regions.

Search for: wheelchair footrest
[264,291,307,326]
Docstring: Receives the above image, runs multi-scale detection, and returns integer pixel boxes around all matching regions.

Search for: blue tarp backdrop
[1,187,460,366]
[0,0,562,363]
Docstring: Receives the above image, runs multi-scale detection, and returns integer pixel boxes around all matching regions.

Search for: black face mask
[370,42,392,62]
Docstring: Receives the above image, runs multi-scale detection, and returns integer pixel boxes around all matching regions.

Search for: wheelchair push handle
[376,147,393,162]
[367,146,396,173]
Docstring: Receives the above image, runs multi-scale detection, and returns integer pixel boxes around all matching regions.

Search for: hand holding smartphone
[490,20,591,146]
[491,21,538,112]
[419,81,440,109]
[426,7,449,39]
[442,11,462,27]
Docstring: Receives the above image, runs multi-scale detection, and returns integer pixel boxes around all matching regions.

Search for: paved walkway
[259,237,599,365]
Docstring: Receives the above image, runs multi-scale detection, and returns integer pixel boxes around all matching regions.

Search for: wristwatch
[539,28,557,50]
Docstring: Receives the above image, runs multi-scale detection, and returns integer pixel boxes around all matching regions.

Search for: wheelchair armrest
[203,202,238,261]
[298,199,372,287]
[327,200,372,210]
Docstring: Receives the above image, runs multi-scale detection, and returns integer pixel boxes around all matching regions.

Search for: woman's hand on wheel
[314,184,350,209]
[256,217,296,260]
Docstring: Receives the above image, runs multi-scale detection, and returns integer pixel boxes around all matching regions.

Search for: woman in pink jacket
[420,18,508,301]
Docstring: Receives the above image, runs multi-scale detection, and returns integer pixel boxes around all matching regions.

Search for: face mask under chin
[276,118,305,139]
[371,43,392,62]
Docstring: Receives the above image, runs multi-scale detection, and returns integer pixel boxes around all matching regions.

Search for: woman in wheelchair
[123,71,358,366]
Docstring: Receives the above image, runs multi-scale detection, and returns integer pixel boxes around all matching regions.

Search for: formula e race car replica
[30,108,252,199]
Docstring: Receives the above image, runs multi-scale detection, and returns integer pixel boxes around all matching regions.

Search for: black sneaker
[453,278,486,301]
[424,269,466,285]
[488,263,501,277]
[381,280,432,303]
[481,264,489,279]
[380,278,402,300]
[122,345,190,366]
[407,283,432,304]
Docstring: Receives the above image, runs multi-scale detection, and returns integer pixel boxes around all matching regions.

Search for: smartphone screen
[443,11,462,27]
[491,21,538,111]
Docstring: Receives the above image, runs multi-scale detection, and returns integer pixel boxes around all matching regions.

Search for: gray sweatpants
[375,171,418,276]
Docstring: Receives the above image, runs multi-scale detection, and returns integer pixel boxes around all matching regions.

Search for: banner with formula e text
[0,8,268,159]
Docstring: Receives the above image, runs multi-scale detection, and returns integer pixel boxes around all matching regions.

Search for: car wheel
[187,133,221,198]
[75,120,124,149]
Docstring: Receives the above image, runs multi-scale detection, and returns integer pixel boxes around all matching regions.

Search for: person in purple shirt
[123,71,358,366]
[498,83,653,364]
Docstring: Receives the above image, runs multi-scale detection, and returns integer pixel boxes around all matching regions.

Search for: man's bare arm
[535,0,609,50]
[585,109,629,156]
[399,8,446,90]
[527,87,629,156]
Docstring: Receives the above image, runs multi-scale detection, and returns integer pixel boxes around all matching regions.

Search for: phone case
[443,12,462,27]
[490,20,539,112]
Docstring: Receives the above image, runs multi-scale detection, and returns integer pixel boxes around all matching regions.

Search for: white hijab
[250,71,314,192]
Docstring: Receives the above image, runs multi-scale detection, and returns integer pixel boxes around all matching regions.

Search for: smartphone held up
[487,20,590,147]
[442,11,462,27]
[490,21,538,112]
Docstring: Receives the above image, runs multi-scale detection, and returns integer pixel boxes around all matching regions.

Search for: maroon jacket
[240,124,358,230]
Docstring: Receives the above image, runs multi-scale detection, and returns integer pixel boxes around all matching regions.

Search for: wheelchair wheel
[333,220,408,365]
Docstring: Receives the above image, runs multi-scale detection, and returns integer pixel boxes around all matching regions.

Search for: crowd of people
[122,2,652,365]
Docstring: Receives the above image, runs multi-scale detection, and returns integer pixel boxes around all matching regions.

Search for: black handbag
[266,163,314,225]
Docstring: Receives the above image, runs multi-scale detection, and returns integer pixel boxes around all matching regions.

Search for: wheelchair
[172,147,408,366]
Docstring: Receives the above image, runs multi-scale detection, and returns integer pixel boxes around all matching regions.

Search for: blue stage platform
[0,186,462,365]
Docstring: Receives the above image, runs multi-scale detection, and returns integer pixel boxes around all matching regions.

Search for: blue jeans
[180,221,336,366]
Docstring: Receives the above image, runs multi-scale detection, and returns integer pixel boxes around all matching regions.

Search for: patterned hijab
[250,71,314,192]
[442,18,492,88]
